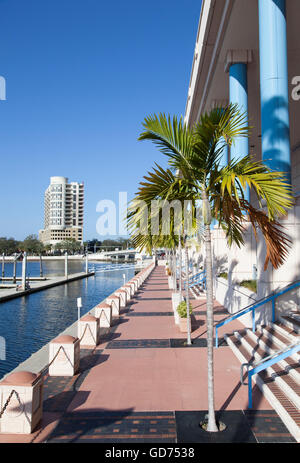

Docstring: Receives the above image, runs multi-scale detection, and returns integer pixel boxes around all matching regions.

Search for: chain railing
[78,322,97,345]
[0,389,22,419]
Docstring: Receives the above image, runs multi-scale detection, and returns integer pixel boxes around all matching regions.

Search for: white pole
[85,253,88,274]
[65,252,68,278]
[123,273,126,285]
[77,297,82,323]
[2,253,4,278]
[22,252,27,290]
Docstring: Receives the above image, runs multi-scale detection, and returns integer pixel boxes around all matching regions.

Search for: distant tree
[0,237,20,255]
[100,238,132,250]
[54,242,63,253]
[59,239,82,254]
[44,244,53,254]
[84,238,102,252]
[21,234,44,255]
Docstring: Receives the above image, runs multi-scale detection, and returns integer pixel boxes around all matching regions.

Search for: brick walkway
[0,265,296,443]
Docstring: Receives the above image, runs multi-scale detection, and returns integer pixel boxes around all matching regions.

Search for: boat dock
[0,271,95,303]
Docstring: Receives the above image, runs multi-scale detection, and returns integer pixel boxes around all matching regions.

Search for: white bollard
[133,277,140,288]
[129,279,138,291]
[127,281,136,294]
[122,285,132,300]
[49,335,80,377]
[106,295,120,316]
[94,303,112,327]
[0,371,43,434]
[78,315,100,346]
[114,289,127,307]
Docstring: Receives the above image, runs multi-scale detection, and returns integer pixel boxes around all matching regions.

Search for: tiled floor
[0,266,296,443]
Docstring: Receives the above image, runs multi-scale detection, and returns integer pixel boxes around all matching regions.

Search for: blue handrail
[215,279,300,348]
[189,270,206,282]
[184,270,206,289]
[241,340,300,408]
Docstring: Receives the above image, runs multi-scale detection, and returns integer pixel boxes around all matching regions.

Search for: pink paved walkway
[0,265,272,443]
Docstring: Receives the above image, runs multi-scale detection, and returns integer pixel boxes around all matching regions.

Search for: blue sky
[0,0,201,241]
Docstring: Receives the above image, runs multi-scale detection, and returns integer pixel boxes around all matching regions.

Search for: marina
[0,259,139,380]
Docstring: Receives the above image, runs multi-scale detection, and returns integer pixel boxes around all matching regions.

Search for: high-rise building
[39,176,84,245]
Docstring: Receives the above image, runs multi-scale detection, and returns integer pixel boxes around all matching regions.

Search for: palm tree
[129,104,293,432]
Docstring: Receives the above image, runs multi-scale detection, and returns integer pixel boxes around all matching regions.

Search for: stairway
[224,314,300,442]
[190,283,205,299]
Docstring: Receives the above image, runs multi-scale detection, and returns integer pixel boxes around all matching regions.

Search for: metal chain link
[79,322,96,344]
[97,308,110,325]
[0,389,22,419]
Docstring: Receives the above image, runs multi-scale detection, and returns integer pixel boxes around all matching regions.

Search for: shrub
[177,301,193,318]
[218,272,228,279]
[240,279,257,293]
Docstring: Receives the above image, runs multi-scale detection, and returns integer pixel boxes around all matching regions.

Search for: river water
[0,260,136,379]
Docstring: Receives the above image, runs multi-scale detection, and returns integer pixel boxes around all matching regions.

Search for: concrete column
[64,252,68,278]
[258,0,291,184]
[39,255,43,277]
[229,63,250,197]
[85,253,88,274]
[13,259,17,284]
[225,51,253,283]
[21,252,27,290]
[256,0,295,323]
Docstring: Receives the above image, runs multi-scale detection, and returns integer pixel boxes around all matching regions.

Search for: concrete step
[268,320,300,344]
[190,284,205,300]
[225,329,300,442]
[235,329,300,409]
[253,325,300,383]
[279,313,300,334]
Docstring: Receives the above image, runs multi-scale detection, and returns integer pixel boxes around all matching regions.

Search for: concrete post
[95,303,112,327]
[13,259,17,284]
[49,335,80,377]
[21,252,27,290]
[106,295,120,316]
[0,371,44,434]
[64,252,68,278]
[78,315,100,346]
[85,253,88,274]
[2,253,4,278]
[39,255,43,277]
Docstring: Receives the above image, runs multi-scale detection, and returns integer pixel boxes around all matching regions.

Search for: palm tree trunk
[173,249,177,292]
[204,222,218,432]
[184,244,192,345]
[178,236,182,297]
